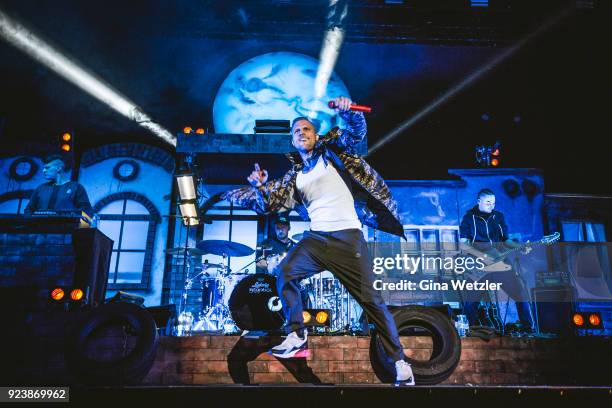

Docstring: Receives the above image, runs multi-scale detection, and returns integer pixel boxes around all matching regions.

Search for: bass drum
[228,274,285,331]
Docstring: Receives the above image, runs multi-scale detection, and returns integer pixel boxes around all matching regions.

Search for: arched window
[94,193,160,290]
[0,191,32,214]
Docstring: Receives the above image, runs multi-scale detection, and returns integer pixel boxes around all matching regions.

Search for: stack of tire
[370,306,462,385]
[65,301,158,385]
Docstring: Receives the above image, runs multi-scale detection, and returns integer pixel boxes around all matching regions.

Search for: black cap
[274,216,290,226]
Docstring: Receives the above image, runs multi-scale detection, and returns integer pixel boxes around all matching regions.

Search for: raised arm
[325,96,367,150]
[223,163,296,214]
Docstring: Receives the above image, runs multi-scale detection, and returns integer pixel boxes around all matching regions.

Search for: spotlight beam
[314,26,345,100]
[367,6,574,156]
[309,0,347,117]
[0,9,176,146]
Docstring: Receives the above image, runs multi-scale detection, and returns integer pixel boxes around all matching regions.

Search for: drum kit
[167,237,363,336]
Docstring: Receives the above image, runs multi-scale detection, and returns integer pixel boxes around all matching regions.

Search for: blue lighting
[471,0,489,7]
[212,52,350,135]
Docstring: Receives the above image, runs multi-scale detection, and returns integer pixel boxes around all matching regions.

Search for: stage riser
[5,317,610,386]
[143,336,612,386]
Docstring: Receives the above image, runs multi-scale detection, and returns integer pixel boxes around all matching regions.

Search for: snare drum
[197,262,225,278]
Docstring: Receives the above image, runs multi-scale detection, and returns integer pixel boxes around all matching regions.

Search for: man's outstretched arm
[222,163,296,214]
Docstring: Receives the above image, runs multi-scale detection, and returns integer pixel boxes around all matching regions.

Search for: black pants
[276,229,404,361]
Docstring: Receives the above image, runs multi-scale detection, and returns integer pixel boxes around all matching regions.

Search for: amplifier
[535,270,570,287]
[532,285,574,335]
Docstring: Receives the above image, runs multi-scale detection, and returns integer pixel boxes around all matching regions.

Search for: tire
[65,301,159,385]
[369,306,461,385]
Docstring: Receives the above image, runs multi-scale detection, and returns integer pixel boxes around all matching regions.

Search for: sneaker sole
[394,379,416,386]
[269,347,309,359]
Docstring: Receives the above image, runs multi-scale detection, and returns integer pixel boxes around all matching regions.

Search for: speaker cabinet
[532,285,574,335]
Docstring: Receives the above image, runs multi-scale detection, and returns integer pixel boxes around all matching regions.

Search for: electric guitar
[461,232,560,273]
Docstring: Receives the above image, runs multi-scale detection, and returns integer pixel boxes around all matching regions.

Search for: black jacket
[459,206,509,247]
[24,181,93,216]
[223,111,405,238]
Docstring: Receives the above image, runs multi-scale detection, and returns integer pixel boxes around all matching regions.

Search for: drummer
[256,215,296,274]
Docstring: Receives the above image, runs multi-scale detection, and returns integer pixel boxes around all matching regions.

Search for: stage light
[303,309,331,327]
[475,141,501,167]
[572,313,584,327]
[303,311,312,324]
[572,312,603,329]
[588,313,602,328]
[195,128,205,135]
[59,131,74,152]
[0,10,175,146]
[176,173,197,201]
[316,311,329,324]
[471,0,488,7]
[183,126,192,134]
[70,288,84,301]
[51,288,65,301]
[175,156,200,226]
[179,202,199,226]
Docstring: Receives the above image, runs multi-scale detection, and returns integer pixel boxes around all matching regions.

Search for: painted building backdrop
[1,145,610,332]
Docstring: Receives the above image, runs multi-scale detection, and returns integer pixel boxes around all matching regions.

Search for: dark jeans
[462,270,534,329]
[276,229,404,361]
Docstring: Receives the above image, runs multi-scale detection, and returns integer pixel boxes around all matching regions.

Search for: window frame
[94,193,160,291]
[402,224,461,277]
[0,190,33,214]
[560,219,607,243]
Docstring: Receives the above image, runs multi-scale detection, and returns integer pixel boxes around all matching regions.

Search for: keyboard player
[24,155,93,217]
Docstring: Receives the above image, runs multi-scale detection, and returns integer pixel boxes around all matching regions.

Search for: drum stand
[310,273,362,334]
[194,253,238,334]
[175,220,196,336]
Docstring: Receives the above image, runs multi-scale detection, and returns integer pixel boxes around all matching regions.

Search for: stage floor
[70,385,612,405]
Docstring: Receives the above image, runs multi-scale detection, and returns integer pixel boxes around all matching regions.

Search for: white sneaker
[269,330,308,358]
[395,360,415,386]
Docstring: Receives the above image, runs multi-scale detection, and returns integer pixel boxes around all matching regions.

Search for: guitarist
[459,189,534,332]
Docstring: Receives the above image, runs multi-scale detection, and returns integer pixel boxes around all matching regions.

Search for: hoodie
[459,205,509,248]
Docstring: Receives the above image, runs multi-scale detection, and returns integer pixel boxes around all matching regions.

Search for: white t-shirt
[295,156,361,232]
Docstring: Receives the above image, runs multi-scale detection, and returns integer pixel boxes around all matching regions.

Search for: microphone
[328,101,372,113]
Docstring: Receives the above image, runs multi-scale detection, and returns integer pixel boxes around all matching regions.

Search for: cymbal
[196,240,254,257]
[291,233,304,241]
[164,247,206,257]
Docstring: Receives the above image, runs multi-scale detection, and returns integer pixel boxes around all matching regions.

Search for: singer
[223,96,415,385]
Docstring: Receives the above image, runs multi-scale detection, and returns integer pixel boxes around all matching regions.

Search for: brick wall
[80,143,175,173]
[143,335,612,386]
[5,329,611,386]
[0,232,74,288]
